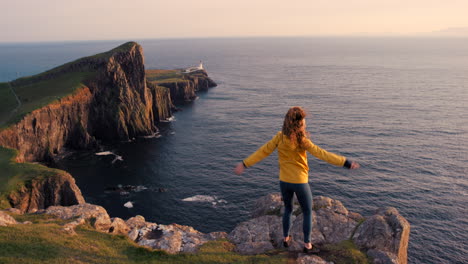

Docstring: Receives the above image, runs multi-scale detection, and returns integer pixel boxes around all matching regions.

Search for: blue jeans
[280,180,313,243]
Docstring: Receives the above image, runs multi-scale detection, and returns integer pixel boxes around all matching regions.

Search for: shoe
[283,236,292,248]
[303,246,320,254]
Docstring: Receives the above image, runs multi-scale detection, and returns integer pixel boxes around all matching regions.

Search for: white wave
[134,185,148,192]
[95,151,114,156]
[112,155,123,164]
[170,132,176,135]
[160,116,176,123]
[143,133,162,139]
[124,201,133,208]
[182,195,217,202]
[182,195,228,207]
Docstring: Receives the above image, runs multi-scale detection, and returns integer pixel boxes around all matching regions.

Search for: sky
[1,0,468,42]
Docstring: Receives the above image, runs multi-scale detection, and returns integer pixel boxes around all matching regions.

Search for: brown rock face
[88,44,157,141]
[7,171,85,213]
[0,87,96,163]
[353,207,410,264]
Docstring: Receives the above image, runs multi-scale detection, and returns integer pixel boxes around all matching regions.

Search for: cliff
[0,42,216,212]
[146,69,217,106]
[0,147,85,213]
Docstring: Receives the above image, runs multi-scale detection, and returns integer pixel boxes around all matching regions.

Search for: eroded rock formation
[7,170,85,213]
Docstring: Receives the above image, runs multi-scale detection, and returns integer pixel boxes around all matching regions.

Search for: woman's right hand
[234,162,245,175]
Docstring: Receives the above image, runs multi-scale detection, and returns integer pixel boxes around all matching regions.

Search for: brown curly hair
[282,106,310,150]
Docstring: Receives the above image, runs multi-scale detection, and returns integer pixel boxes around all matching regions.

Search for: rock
[0,211,18,226]
[229,194,362,254]
[251,192,283,218]
[314,204,359,244]
[62,217,86,235]
[207,231,228,240]
[22,221,33,225]
[228,193,409,264]
[45,203,111,232]
[228,215,282,254]
[5,208,23,215]
[7,170,85,213]
[126,215,147,229]
[367,249,399,264]
[296,254,333,264]
[109,217,130,235]
[352,207,410,264]
[136,223,213,254]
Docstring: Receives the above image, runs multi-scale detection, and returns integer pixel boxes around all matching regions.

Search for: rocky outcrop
[154,69,217,105]
[45,203,111,232]
[158,80,197,104]
[183,70,217,92]
[147,82,174,122]
[352,207,410,264]
[7,170,85,213]
[39,204,226,254]
[229,193,410,264]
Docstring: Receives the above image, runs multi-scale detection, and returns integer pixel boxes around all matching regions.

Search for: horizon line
[2,33,468,45]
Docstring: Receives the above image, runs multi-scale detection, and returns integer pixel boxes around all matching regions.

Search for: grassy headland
[146,69,186,84]
[0,212,287,264]
[0,147,69,209]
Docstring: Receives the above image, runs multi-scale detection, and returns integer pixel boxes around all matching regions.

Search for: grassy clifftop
[0,147,70,209]
[0,42,140,128]
[0,212,286,264]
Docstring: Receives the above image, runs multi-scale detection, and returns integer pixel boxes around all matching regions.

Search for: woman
[234,106,359,253]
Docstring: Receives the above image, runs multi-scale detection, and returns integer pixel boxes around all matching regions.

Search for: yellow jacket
[243,131,349,184]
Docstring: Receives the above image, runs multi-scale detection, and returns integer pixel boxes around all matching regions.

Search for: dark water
[1,38,467,263]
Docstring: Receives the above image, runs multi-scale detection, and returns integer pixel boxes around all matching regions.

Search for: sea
[0,37,467,263]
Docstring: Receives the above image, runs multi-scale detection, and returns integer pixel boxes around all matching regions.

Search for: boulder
[109,217,130,235]
[228,215,281,254]
[296,254,333,264]
[126,215,147,229]
[45,203,111,232]
[352,207,410,264]
[0,211,18,226]
[135,223,215,254]
[251,192,283,218]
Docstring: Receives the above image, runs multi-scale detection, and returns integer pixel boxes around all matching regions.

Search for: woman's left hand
[350,161,360,169]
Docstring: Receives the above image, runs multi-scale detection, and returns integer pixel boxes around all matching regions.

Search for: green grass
[0,147,69,209]
[320,240,370,264]
[0,83,18,125]
[146,69,185,83]
[0,213,288,264]
[3,71,95,127]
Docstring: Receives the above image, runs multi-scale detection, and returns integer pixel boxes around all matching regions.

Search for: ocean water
[1,37,467,263]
